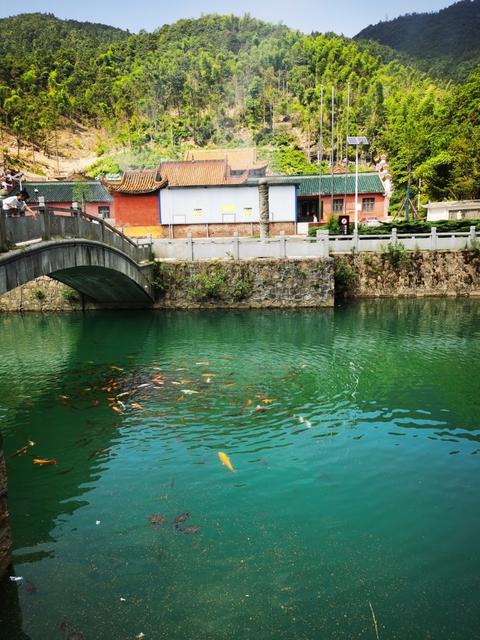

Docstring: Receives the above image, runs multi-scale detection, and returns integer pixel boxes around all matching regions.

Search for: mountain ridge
[355,0,480,79]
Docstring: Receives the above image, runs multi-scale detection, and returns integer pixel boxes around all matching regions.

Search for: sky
[0,0,456,37]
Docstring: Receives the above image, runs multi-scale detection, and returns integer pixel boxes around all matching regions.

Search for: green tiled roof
[14,181,112,203]
[272,173,385,196]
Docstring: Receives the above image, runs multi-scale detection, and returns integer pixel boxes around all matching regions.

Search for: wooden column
[0,433,12,579]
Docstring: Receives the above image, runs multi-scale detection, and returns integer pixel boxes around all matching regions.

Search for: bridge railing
[0,205,152,263]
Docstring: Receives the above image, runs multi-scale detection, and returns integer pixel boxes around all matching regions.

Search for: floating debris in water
[9,576,23,582]
[181,389,199,395]
[297,416,312,428]
[131,402,143,410]
[33,458,56,466]
[96,520,101,526]
[218,451,235,473]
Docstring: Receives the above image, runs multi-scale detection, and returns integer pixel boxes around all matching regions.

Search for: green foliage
[188,263,253,301]
[72,183,93,208]
[384,241,407,269]
[355,0,480,81]
[334,257,356,297]
[0,11,478,204]
[84,157,121,178]
[61,286,80,303]
[32,289,46,301]
[468,238,480,257]
[150,261,166,294]
[269,149,319,175]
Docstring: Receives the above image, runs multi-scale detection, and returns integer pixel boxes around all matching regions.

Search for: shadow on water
[0,574,32,640]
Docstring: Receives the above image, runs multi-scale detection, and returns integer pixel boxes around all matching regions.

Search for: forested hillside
[355,0,480,80]
[0,11,479,206]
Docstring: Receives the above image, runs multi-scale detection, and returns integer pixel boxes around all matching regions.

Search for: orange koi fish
[218,451,235,473]
[33,458,56,466]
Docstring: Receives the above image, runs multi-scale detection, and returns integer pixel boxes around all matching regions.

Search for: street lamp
[347,136,369,233]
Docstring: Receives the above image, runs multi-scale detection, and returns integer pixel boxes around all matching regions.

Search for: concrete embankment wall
[335,251,480,298]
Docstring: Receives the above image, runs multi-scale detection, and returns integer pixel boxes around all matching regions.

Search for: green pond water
[0,301,479,640]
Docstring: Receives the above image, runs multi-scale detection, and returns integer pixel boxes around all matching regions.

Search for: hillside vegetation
[0,11,479,206]
[355,0,480,80]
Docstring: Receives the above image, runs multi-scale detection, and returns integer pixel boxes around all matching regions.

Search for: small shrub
[33,289,46,301]
[188,264,253,301]
[469,238,480,257]
[334,257,356,297]
[61,287,80,304]
[385,241,407,269]
[150,262,166,293]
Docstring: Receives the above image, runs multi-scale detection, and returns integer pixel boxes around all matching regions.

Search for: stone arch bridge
[0,206,154,304]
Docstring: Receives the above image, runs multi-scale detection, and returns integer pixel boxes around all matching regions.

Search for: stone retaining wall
[154,258,334,308]
[0,276,84,312]
[0,434,12,579]
[335,251,480,298]
[1,251,480,312]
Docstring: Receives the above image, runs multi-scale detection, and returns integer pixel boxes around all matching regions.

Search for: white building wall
[426,206,449,222]
[160,185,296,225]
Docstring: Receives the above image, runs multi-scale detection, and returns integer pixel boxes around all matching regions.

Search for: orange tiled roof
[103,169,166,194]
[184,148,268,172]
[159,160,249,186]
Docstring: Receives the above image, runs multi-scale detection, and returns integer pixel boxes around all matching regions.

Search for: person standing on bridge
[2,190,35,218]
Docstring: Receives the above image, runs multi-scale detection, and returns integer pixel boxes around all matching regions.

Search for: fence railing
[0,205,152,263]
[151,226,478,261]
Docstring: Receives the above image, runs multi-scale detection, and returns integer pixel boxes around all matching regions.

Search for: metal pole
[354,145,359,234]
[318,85,324,221]
[330,86,335,215]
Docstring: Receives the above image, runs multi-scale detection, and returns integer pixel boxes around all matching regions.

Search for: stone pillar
[258,179,270,241]
[233,232,240,260]
[0,433,12,579]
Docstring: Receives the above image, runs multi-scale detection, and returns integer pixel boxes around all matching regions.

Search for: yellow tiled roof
[159,160,248,186]
[184,148,267,172]
[103,170,166,193]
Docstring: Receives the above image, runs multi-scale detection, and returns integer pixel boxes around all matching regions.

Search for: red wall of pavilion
[112,192,159,226]
[321,193,385,220]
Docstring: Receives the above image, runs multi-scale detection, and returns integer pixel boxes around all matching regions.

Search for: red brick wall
[113,193,159,226]
[321,193,385,220]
